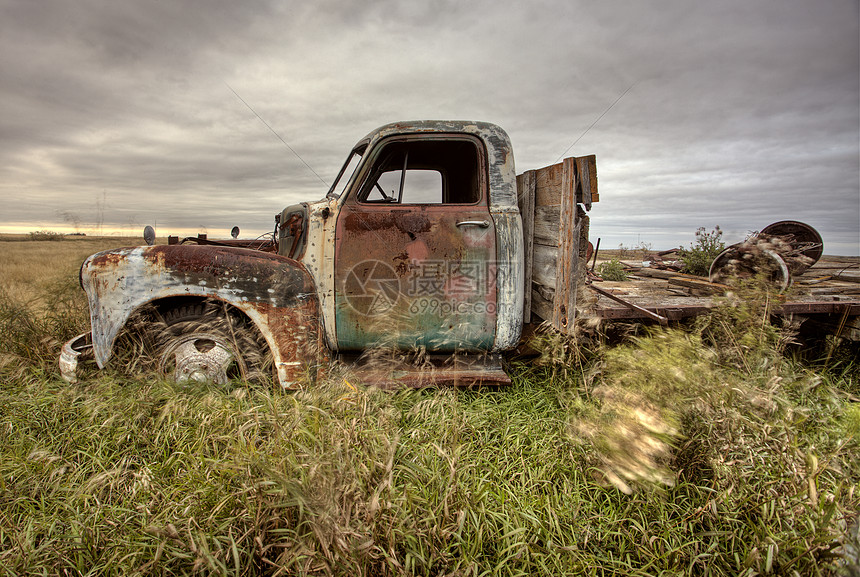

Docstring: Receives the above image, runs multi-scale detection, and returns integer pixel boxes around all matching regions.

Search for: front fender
[82,244,324,386]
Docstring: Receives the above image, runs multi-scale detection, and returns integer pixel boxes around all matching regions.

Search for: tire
[152,302,271,385]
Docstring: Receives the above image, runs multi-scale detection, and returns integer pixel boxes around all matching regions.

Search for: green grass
[1,278,859,575]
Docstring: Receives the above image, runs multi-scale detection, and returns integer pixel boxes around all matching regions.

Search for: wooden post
[553,157,578,332]
[575,155,598,207]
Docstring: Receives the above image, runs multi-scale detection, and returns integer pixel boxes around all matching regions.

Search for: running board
[338,353,511,389]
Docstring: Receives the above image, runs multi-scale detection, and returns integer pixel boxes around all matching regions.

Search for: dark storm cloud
[0,0,857,253]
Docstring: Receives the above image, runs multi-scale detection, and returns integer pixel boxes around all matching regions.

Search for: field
[1,236,858,576]
[0,234,150,307]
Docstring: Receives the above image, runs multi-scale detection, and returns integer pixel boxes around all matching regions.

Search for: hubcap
[159,332,237,384]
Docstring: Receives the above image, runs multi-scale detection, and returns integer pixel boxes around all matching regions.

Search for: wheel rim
[709,246,791,292]
[157,331,242,384]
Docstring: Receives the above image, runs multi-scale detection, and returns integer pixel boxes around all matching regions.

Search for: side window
[357,138,482,205]
[365,169,443,204]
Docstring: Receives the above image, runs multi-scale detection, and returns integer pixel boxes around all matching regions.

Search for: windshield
[326,145,366,199]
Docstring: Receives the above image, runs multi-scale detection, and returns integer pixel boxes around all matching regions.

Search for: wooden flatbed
[581,256,860,339]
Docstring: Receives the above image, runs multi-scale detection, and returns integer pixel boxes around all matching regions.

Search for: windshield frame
[325,143,367,199]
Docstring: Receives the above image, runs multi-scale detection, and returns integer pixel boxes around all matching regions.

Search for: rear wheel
[152,303,271,384]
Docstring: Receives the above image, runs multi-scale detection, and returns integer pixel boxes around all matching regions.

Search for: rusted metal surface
[277,203,310,260]
[81,244,323,387]
[65,120,583,386]
[709,245,792,290]
[297,198,339,350]
[709,221,825,287]
[334,201,498,351]
[282,213,305,259]
[759,220,824,273]
[491,211,524,351]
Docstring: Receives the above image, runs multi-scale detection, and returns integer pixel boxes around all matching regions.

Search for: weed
[616,242,652,260]
[596,258,629,281]
[678,226,725,276]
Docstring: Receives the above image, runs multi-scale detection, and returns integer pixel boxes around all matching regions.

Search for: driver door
[334,135,497,352]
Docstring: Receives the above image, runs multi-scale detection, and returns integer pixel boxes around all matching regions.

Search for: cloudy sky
[2,0,858,253]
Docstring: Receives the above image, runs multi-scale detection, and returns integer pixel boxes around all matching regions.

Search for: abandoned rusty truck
[60,121,860,387]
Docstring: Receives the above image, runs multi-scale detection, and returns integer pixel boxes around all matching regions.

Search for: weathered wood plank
[589,300,860,321]
[533,205,560,246]
[534,283,555,302]
[534,162,563,206]
[833,273,860,283]
[531,287,554,323]
[519,154,595,331]
[516,170,536,322]
[807,287,860,295]
[589,284,668,325]
[531,155,597,208]
[591,305,713,321]
[532,243,558,289]
[667,277,729,295]
[634,268,694,280]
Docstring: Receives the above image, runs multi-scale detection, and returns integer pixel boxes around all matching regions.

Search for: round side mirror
[231,226,240,239]
[143,225,156,246]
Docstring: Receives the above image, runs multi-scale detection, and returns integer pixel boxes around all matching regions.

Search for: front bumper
[59,332,93,383]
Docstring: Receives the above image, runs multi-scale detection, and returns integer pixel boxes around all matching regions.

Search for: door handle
[456,220,490,228]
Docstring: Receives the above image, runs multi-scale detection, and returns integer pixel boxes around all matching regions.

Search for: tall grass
[0,241,858,575]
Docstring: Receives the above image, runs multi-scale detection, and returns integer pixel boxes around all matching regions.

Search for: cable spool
[759,220,823,275]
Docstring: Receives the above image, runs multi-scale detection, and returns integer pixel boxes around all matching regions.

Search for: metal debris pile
[708,221,823,291]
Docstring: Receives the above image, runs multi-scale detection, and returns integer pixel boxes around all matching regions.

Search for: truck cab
[61,121,528,388]
[279,121,524,356]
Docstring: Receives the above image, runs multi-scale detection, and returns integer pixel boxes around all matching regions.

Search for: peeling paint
[491,211,525,350]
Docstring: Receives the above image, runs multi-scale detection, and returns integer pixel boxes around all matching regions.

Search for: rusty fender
[81,244,324,386]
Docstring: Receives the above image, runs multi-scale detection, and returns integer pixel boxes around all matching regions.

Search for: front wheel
[153,303,271,384]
